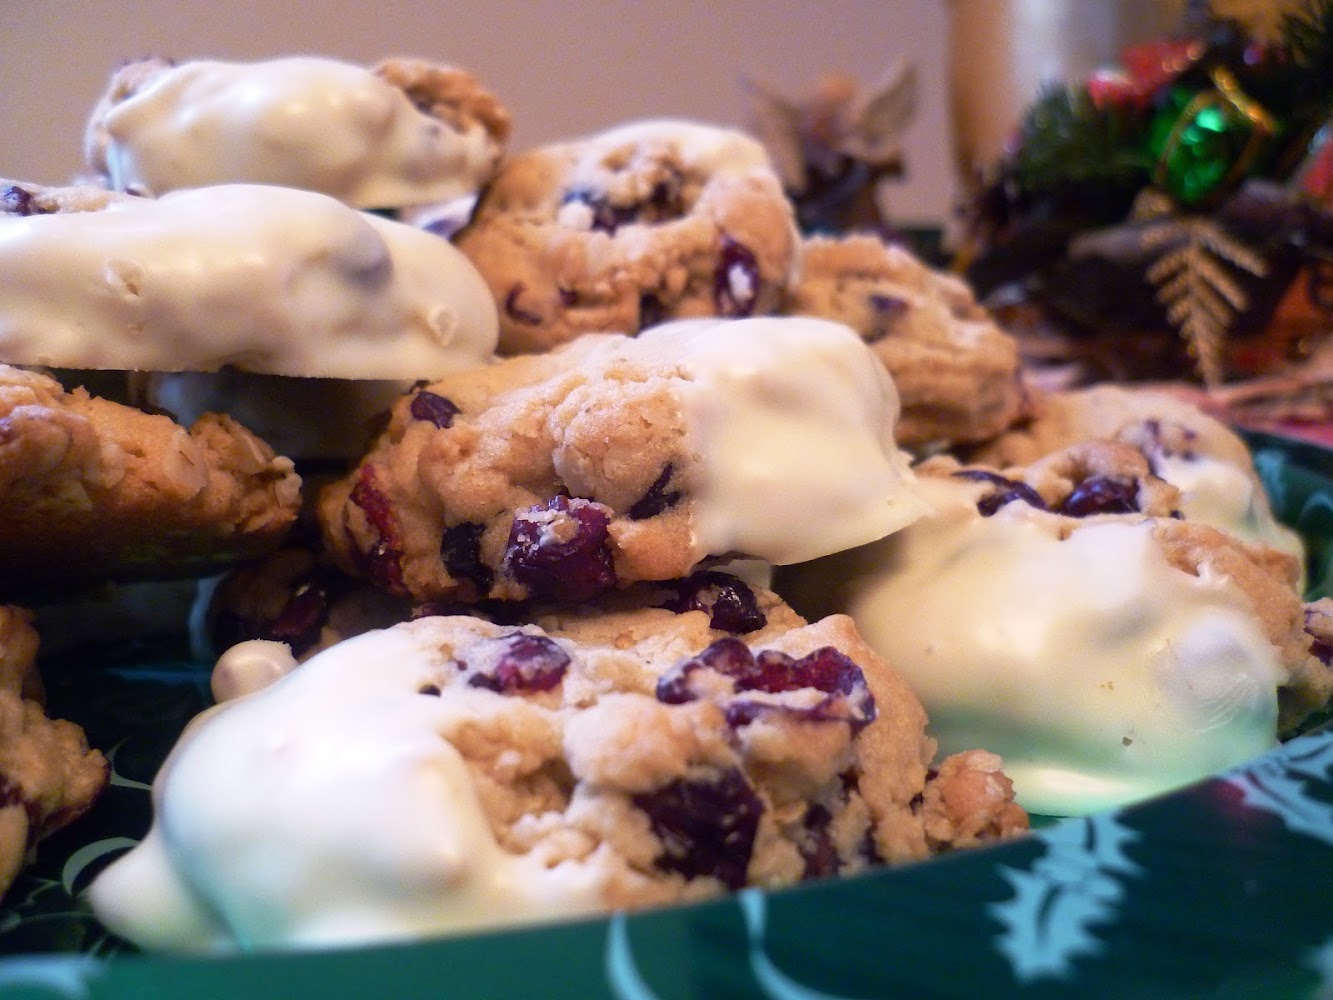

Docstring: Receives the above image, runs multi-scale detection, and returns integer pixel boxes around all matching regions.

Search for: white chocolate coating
[1152,446,1303,563]
[210,639,297,703]
[0,184,498,378]
[782,477,1284,817]
[89,631,607,951]
[93,57,500,208]
[594,316,926,565]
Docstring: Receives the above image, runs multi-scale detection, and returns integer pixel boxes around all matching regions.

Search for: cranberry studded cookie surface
[785,233,1028,449]
[318,315,925,604]
[90,587,1025,951]
[966,383,1302,558]
[455,120,801,353]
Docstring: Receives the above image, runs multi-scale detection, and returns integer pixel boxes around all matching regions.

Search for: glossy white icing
[95,57,500,208]
[1152,446,1304,562]
[210,639,297,703]
[89,628,607,951]
[785,476,1284,816]
[0,184,498,378]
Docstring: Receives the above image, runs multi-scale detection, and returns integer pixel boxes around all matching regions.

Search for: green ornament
[1147,67,1276,207]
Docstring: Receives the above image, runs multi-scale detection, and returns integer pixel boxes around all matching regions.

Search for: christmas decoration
[963,0,1333,387]
[743,63,917,236]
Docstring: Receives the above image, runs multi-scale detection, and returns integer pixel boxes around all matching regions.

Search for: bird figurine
[742,62,918,236]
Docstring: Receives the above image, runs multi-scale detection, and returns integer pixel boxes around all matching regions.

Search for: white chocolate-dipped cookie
[318,315,926,604]
[85,56,510,210]
[967,384,1302,563]
[0,181,498,380]
[779,442,1330,817]
[90,602,1025,951]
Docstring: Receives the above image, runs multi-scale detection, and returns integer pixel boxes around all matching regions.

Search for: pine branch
[1141,217,1268,385]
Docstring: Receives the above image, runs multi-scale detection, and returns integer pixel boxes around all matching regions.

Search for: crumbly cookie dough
[0,365,301,594]
[784,234,1028,449]
[0,606,109,902]
[455,119,801,353]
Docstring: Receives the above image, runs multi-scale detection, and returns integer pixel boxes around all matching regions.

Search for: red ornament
[1086,69,1142,110]
[1120,38,1205,97]
[1300,131,1333,206]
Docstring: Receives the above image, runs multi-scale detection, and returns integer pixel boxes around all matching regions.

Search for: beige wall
[1,1,953,223]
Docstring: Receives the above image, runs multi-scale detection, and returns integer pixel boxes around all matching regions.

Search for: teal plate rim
[1,431,1331,1000]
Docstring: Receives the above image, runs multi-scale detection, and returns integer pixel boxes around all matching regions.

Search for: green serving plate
[1,430,1331,1000]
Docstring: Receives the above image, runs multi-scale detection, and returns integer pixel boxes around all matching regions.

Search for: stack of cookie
[0,52,1325,952]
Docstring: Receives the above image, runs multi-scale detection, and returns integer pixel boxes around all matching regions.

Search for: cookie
[0,180,498,381]
[454,120,801,353]
[965,384,1302,560]
[90,600,1025,949]
[0,605,42,702]
[84,56,510,210]
[779,440,1330,817]
[0,365,301,594]
[784,233,1027,449]
[211,533,776,665]
[318,315,925,604]
[0,606,109,902]
[205,542,414,664]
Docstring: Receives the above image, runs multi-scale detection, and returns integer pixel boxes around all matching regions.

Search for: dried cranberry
[2,185,49,216]
[1140,419,1199,468]
[348,465,407,594]
[211,571,340,657]
[865,293,909,343]
[656,636,754,704]
[409,391,460,429]
[633,768,763,889]
[504,285,543,325]
[627,464,684,520]
[1305,610,1333,668]
[1058,475,1140,517]
[714,237,761,317]
[562,189,634,234]
[638,292,666,329]
[500,496,617,601]
[799,804,841,879]
[441,522,494,596]
[463,632,571,694]
[656,639,876,732]
[858,826,884,865]
[660,571,766,634]
[952,469,1048,517]
[646,174,684,217]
